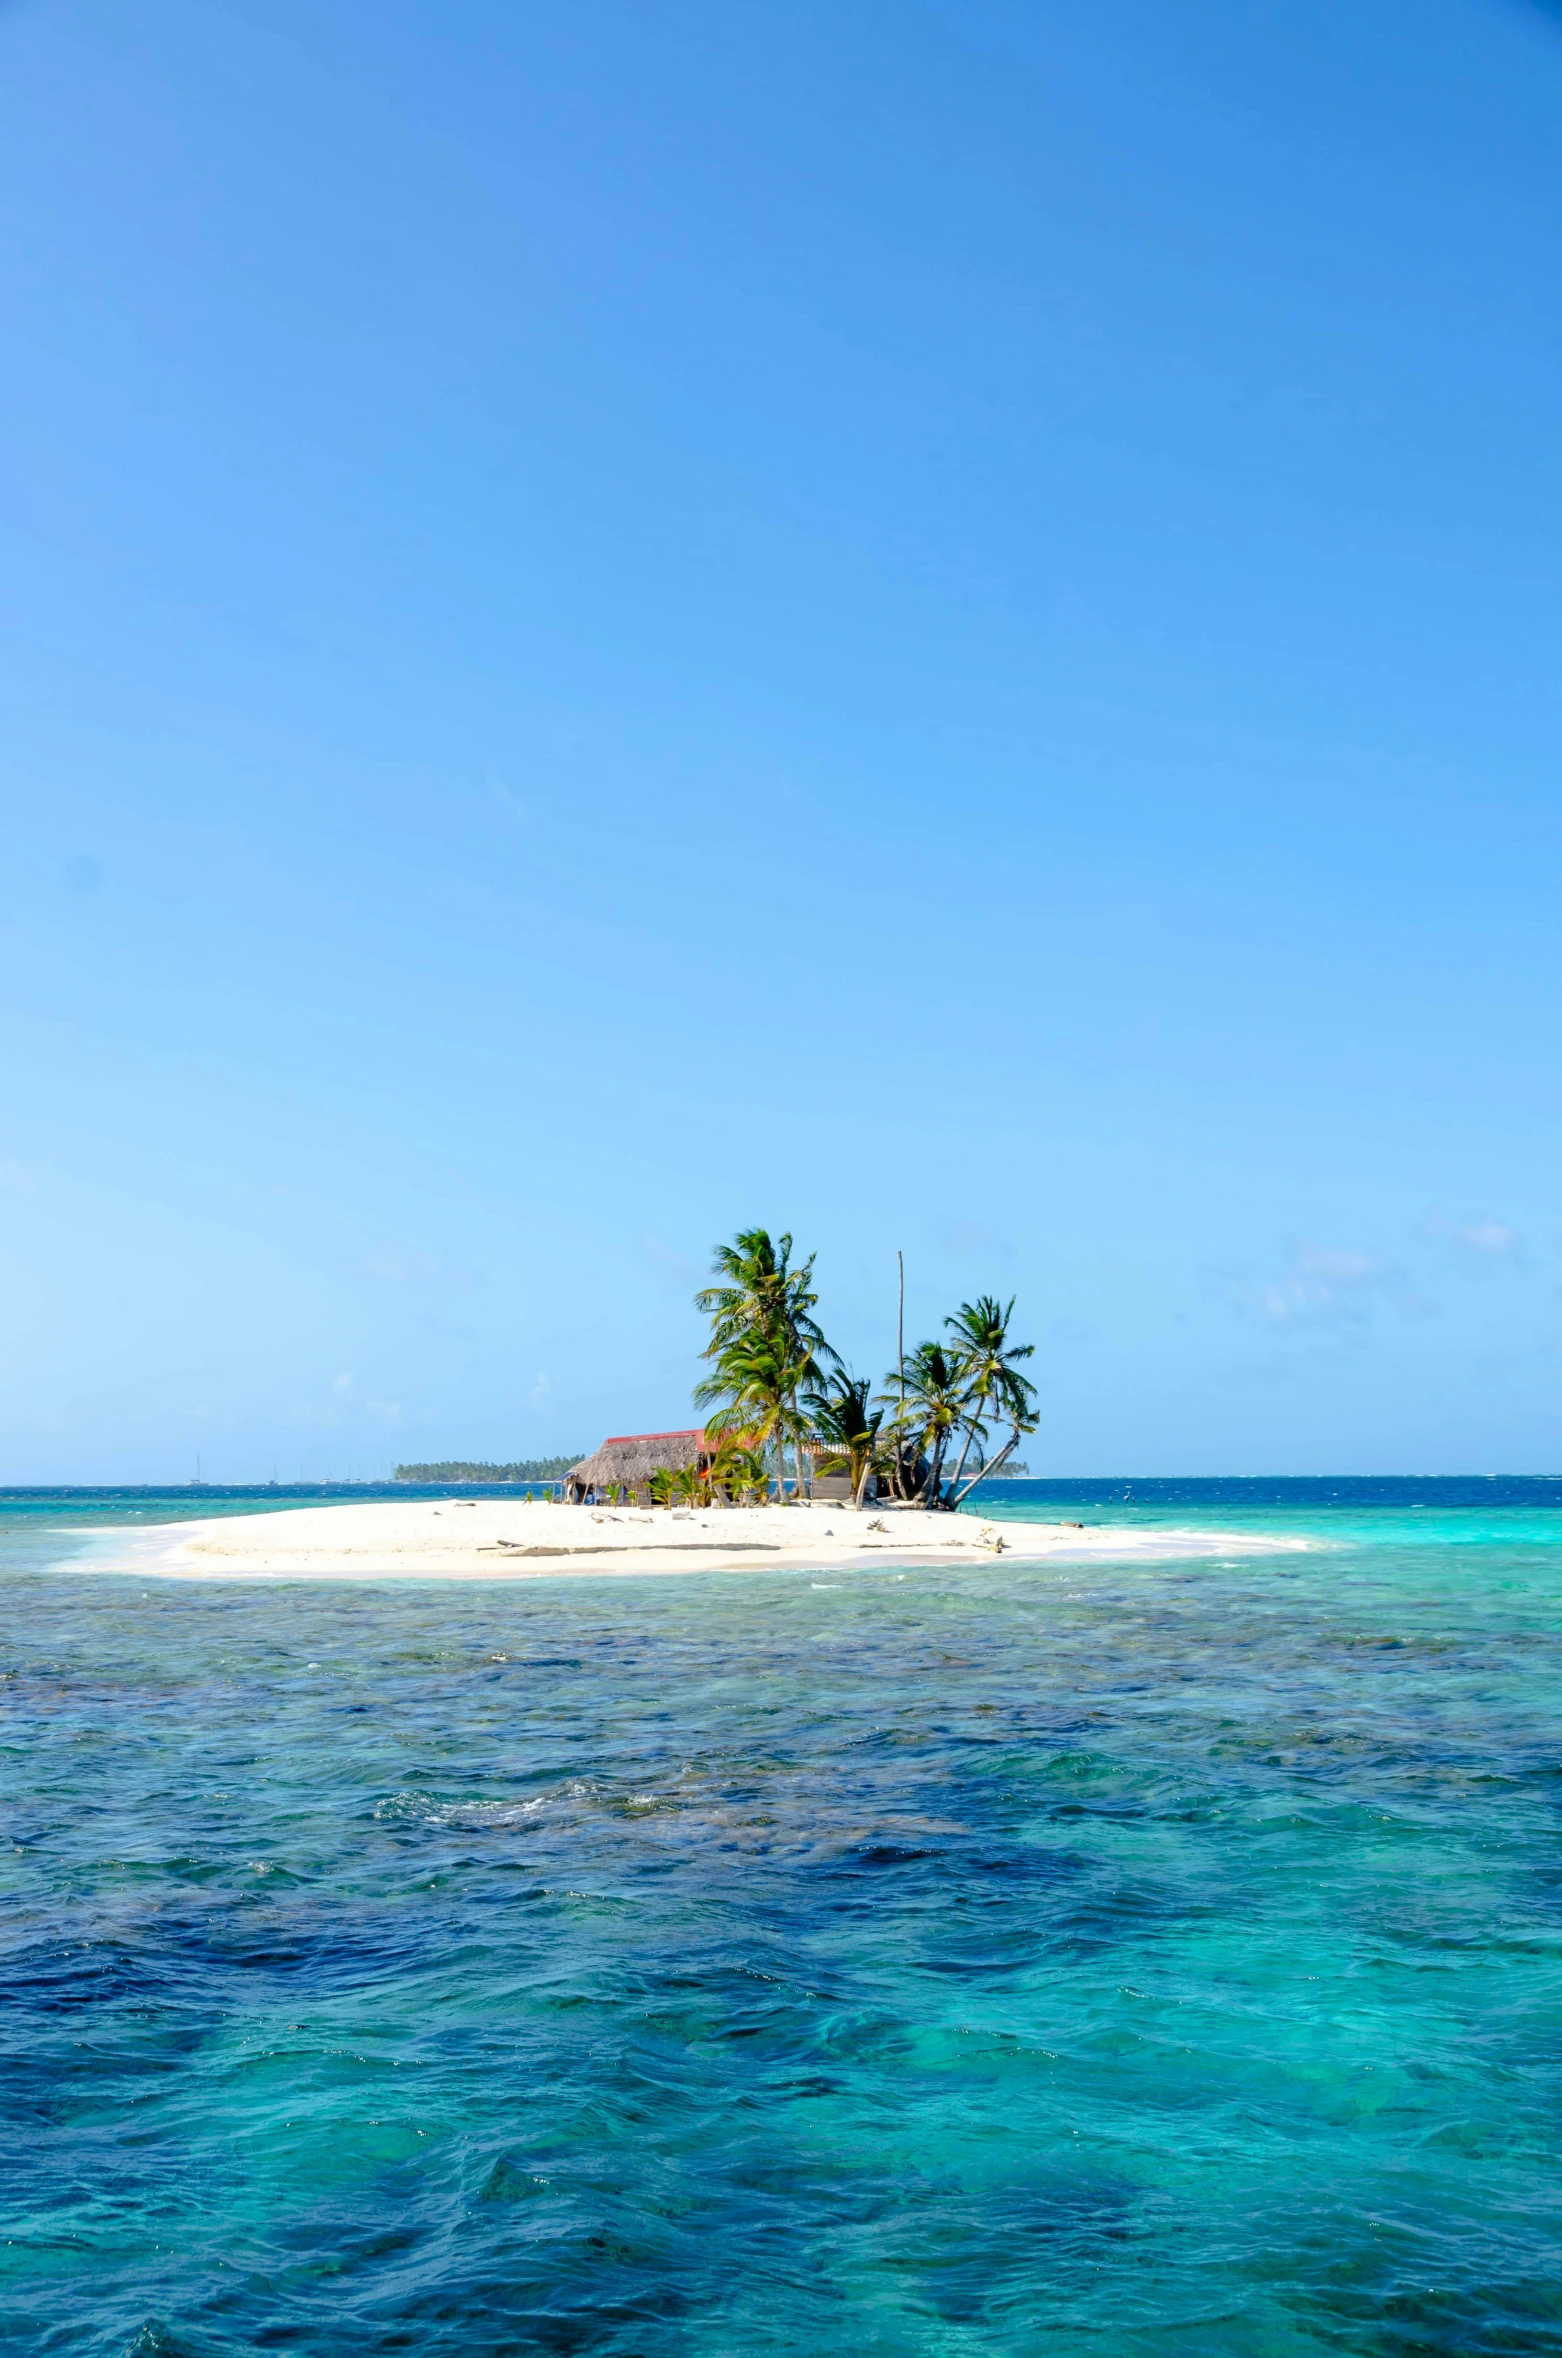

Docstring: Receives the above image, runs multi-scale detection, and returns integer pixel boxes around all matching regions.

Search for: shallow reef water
[2,1479,1561,2355]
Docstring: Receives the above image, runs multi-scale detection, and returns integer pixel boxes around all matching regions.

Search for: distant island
[393,1458,581,1484]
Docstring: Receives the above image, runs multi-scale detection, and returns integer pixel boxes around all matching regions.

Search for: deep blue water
[3,1480,1561,2354]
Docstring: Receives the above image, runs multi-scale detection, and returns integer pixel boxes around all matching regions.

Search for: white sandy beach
[79,1498,1308,1580]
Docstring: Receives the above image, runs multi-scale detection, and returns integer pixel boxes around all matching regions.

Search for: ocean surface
[3,1478,1560,2355]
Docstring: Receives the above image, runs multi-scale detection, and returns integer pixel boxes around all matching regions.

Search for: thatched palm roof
[567,1429,708,1489]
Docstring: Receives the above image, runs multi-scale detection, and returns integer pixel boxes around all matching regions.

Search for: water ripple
[1,1501,1560,2351]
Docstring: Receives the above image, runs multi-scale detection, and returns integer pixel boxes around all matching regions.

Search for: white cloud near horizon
[1422,1212,1524,1263]
[1216,1241,1433,1330]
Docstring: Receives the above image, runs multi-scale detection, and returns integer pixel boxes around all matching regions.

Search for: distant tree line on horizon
[393,1458,579,1484]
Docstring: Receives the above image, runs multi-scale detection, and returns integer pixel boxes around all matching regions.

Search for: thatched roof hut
[565,1429,708,1501]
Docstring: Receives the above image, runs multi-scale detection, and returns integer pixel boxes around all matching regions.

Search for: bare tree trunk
[895,1251,907,1501]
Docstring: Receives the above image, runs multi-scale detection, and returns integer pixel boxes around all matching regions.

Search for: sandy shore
[76,1499,1308,1580]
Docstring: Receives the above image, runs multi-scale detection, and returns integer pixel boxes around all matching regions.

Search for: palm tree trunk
[943,1392,989,1508]
[951,1428,1018,1508]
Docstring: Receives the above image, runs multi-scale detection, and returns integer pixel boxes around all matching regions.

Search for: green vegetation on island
[404,1230,1036,1510]
[688,1226,1038,1510]
[392,1458,580,1485]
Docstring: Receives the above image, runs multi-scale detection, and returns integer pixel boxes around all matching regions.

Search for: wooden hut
[565,1429,710,1504]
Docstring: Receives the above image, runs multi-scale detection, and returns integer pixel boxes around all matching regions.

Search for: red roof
[601,1429,706,1446]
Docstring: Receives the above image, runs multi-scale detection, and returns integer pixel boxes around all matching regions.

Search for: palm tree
[941,1295,1039,1507]
[706,1434,768,1505]
[696,1328,814,1503]
[695,1229,825,1359]
[695,1228,828,1498]
[730,1445,773,1504]
[802,1367,884,1509]
[888,1339,972,1507]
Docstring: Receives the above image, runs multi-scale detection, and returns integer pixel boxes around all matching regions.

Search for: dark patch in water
[4,1507,1562,2354]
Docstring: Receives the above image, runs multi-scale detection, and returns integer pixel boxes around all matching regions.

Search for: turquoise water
[3,1481,1561,2354]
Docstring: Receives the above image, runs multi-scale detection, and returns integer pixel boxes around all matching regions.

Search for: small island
[100,1229,1304,1581]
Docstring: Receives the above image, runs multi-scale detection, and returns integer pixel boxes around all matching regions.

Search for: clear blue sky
[3,0,1561,1480]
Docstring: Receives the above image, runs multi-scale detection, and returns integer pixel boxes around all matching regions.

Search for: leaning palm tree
[941,1295,1039,1507]
[887,1339,973,1507]
[802,1367,884,1509]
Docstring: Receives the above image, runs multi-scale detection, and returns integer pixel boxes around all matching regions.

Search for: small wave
[374,1792,556,1830]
